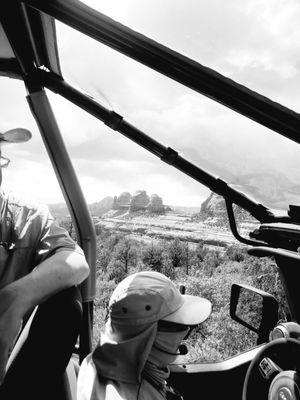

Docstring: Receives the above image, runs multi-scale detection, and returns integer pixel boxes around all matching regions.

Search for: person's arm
[0,250,89,383]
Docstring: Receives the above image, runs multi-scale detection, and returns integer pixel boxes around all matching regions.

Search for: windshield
[80,0,300,112]
[56,0,300,212]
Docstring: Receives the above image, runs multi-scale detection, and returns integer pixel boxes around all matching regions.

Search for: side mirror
[230,283,279,344]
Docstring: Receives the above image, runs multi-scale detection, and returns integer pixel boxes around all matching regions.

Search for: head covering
[92,271,212,384]
[108,270,211,328]
[0,128,32,145]
[142,327,190,393]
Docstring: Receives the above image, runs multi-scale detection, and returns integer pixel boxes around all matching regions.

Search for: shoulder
[78,355,116,400]
[2,189,51,221]
[77,356,147,400]
[0,191,53,240]
[77,355,99,399]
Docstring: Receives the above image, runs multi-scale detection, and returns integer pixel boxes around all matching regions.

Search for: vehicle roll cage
[1,0,300,358]
[21,0,300,143]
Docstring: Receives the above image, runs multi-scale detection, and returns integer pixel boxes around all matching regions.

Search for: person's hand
[0,285,23,385]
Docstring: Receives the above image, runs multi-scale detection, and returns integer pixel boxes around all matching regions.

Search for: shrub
[225,245,247,262]
[194,240,208,264]
[142,242,164,272]
[168,238,186,269]
[111,237,138,274]
[107,259,127,283]
[202,251,223,276]
[92,233,289,363]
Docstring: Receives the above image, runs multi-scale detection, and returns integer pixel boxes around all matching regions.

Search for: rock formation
[88,196,114,216]
[130,190,150,212]
[147,194,165,214]
[112,192,132,210]
[199,192,255,225]
[200,192,225,219]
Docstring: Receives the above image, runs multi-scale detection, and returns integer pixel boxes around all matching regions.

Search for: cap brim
[0,128,32,145]
[163,295,212,325]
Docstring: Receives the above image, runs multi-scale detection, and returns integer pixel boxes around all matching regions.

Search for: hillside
[95,211,240,248]
[49,196,114,218]
[49,190,167,218]
[49,191,258,249]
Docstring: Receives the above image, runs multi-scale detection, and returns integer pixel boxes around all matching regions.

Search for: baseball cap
[108,271,212,328]
[0,128,32,145]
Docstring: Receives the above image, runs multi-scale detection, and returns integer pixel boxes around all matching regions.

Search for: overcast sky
[0,0,300,208]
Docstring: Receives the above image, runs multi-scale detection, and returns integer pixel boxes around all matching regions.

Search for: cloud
[70,155,210,206]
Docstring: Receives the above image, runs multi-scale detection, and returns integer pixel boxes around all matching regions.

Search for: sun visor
[25,7,62,77]
[0,24,21,79]
[0,8,62,79]
[0,24,15,59]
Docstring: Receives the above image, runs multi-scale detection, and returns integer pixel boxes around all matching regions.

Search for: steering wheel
[243,338,300,400]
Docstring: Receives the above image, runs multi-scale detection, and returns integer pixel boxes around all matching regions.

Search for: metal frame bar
[27,90,95,357]
[0,58,22,78]
[23,0,300,145]
[225,199,268,246]
[27,90,96,301]
[0,1,96,357]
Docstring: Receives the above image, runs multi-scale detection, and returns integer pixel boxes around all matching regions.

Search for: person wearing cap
[77,270,211,400]
[0,129,89,399]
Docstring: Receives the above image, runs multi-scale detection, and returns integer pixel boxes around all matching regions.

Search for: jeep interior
[1,1,300,399]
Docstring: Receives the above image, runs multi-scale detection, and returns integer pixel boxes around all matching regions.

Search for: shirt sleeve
[35,205,84,264]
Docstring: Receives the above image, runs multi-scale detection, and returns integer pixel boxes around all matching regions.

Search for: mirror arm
[225,198,267,246]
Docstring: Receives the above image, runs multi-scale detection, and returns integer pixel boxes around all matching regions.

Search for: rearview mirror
[230,284,279,344]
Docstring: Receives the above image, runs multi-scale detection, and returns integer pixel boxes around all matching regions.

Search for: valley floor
[94,210,258,249]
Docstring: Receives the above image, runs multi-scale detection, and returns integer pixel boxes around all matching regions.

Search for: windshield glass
[56,1,300,212]
[81,0,300,112]
[54,0,300,209]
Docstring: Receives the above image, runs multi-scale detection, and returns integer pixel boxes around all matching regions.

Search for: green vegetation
[55,202,287,363]
[91,229,289,363]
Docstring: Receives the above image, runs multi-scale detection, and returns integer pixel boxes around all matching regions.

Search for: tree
[106,234,123,251]
[225,245,247,262]
[194,240,208,265]
[142,242,164,272]
[161,255,176,280]
[112,237,137,274]
[96,242,111,273]
[185,242,190,275]
[203,251,222,276]
[107,259,127,283]
[168,238,185,269]
[95,233,123,273]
